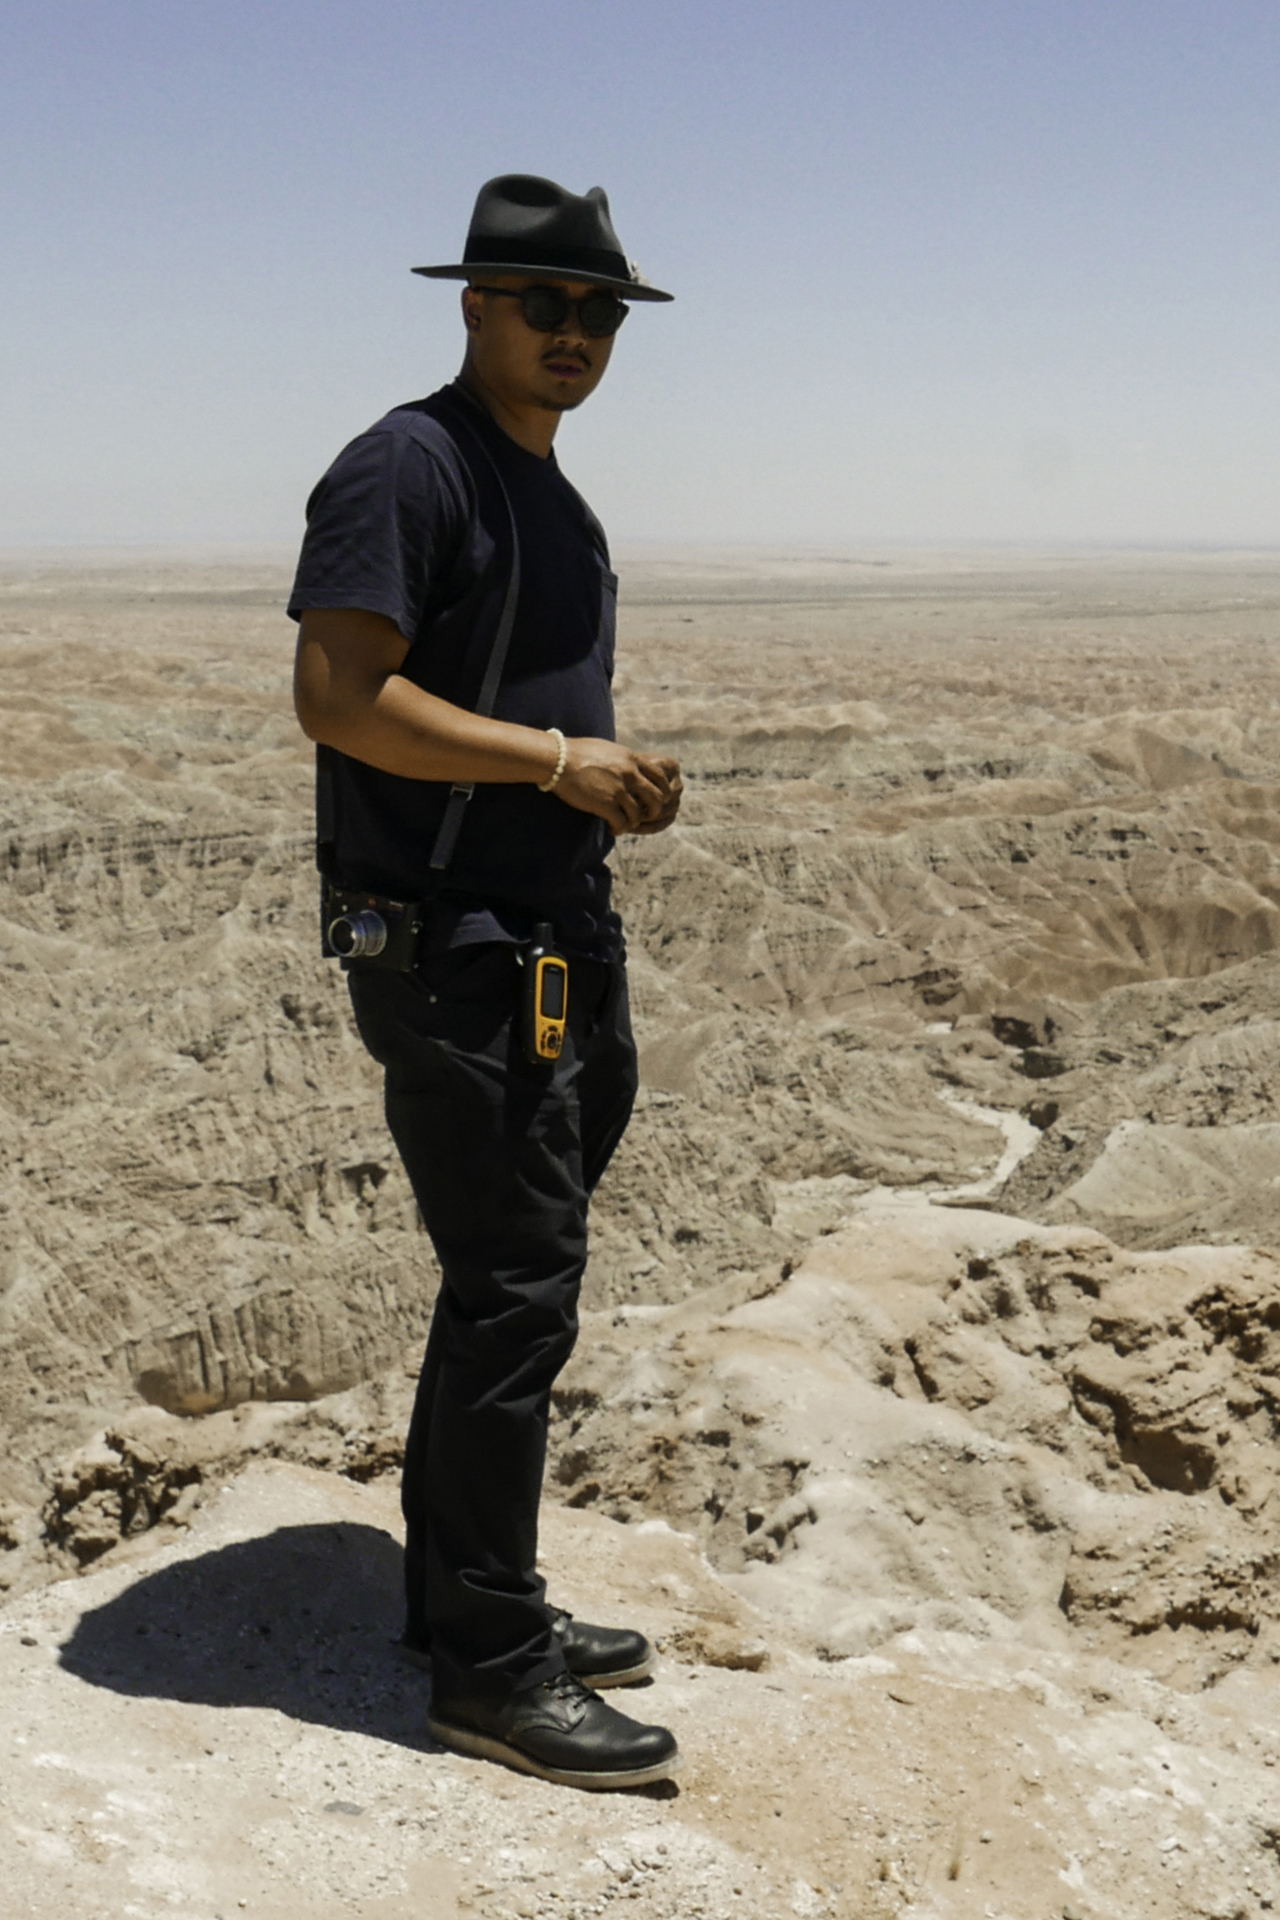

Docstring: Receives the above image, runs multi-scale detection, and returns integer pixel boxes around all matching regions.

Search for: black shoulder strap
[312,393,521,886]
[426,403,521,877]
[316,742,338,876]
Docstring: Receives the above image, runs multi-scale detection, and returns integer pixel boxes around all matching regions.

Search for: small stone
[20,1635,37,1647]
[980,1831,993,1844]
[1063,1908,1083,1920]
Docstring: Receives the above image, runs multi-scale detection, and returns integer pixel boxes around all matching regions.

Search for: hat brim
[412,262,673,302]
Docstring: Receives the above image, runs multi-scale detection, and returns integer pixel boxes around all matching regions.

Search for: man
[289,176,682,1790]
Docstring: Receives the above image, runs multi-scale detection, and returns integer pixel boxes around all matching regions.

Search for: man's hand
[556,740,683,836]
[628,754,682,835]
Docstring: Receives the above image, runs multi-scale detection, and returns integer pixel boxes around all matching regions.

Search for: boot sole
[399,1641,657,1690]
[582,1649,657,1689]
[427,1713,681,1790]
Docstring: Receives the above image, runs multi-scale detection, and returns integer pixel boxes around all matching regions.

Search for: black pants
[348,943,637,1702]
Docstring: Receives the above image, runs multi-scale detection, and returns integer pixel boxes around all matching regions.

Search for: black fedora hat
[414,174,673,303]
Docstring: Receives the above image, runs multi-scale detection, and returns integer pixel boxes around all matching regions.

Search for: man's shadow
[60,1519,678,1797]
[58,1521,436,1748]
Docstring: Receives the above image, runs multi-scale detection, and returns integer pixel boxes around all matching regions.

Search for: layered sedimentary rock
[6,546,1280,1493]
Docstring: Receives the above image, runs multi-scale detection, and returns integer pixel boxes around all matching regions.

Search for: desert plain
[4,546,1280,1917]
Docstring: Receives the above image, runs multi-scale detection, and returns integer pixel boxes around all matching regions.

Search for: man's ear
[461,286,482,334]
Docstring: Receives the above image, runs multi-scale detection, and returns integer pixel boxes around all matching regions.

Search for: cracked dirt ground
[12,1190,1280,1918]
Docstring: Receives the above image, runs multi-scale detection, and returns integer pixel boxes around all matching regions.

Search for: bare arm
[294,608,682,837]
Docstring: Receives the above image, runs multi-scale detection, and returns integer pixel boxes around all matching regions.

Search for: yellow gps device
[522,923,568,1062]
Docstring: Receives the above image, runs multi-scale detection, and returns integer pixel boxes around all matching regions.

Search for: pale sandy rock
[6,1457,1280,1919]
[543,1197,1280,1695]
[10,550,1280,1914]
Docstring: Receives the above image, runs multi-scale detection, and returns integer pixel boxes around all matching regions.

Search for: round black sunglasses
[472,285,629,338]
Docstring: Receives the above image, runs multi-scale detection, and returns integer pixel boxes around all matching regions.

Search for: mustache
[541,347,591,368]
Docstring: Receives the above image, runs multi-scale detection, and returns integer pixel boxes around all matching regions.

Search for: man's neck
[457,365,557,458]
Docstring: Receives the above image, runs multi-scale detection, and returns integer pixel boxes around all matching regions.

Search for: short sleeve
[287,424,463,641]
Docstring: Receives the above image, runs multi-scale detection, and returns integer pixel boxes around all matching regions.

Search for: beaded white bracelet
[538,726,568,793]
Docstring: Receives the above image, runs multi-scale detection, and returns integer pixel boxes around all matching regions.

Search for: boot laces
[544,1669,591,1706]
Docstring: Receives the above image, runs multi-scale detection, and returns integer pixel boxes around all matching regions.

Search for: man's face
[461,275,617,415]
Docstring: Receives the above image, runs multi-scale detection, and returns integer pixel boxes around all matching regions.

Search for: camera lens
[328,909,388,958]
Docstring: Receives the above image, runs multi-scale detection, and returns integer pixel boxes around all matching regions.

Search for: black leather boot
[428,1671,680,1790]
[550,1607,656,1688]
[401,1605,656,1689]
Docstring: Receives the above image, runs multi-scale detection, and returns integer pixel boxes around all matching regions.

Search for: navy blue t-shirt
[288,382,622,960]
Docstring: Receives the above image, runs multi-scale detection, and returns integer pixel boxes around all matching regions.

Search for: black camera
[322,884,424,970]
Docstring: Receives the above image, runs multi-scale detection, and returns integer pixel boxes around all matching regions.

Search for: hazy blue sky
[3,1,1278,547]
